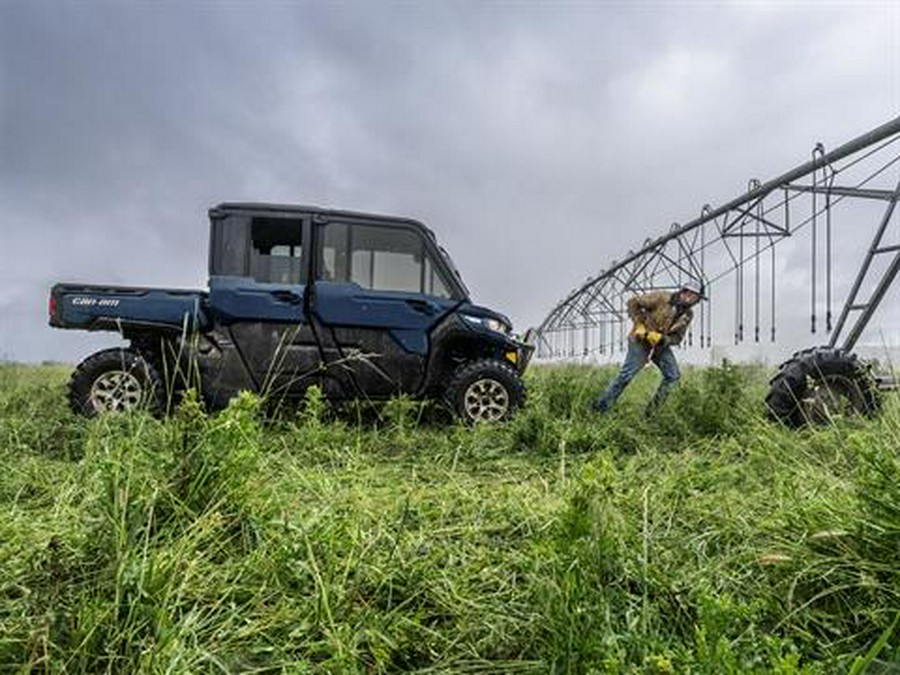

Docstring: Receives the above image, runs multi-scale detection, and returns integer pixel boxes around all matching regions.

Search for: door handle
[406,298,439,315]
[271,290,303,305]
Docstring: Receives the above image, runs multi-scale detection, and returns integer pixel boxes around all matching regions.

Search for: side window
[352,226,421,292]
[250,217,304,284]
[317,222,452,298]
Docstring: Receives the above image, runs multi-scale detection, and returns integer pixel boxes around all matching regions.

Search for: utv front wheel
[69,348,165,417]
[445,359,525,424]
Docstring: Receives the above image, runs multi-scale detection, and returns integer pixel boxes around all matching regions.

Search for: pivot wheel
[445,359,525,424]
[766,346,881,427]
[69,348,165,417]
[802,374,869,425]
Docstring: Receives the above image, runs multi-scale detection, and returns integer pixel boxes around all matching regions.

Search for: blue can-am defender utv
[49,203,534,423]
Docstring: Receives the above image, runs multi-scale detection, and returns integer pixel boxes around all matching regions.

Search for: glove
[633,324,648,340]
[646,331,663,347]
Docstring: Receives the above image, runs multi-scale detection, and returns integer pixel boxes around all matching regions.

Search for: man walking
[593,283,706,415]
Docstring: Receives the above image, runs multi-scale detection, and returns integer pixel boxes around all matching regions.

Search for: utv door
[208,215,321,399]
[310,219,458,398]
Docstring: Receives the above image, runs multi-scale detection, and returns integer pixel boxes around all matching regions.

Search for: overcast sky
[2,0,899,363]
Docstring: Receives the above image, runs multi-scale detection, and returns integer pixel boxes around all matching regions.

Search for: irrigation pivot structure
[535,116,900,425]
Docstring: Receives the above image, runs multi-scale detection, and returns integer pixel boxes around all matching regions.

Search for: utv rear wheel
[766,347,881,428]
[69,348,165,417]
[445,359,525,424]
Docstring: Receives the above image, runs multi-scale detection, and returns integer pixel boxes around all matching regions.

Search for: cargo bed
[49,283,209,333]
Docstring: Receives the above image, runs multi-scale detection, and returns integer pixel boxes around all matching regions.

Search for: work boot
[644,397,666,418]
[591,398,611,414]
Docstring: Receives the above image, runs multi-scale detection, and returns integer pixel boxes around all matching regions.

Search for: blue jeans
[595,338,681,414]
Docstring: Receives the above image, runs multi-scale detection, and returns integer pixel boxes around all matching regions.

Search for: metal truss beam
[536,116,900,359]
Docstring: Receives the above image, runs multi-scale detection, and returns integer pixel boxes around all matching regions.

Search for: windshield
[439,246,470,298]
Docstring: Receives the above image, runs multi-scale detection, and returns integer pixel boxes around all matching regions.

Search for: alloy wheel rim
[463,378,510,422]
[89,370,144,413]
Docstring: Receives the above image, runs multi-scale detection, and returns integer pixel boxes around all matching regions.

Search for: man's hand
[646,331,663,346]
[633,324,648,340]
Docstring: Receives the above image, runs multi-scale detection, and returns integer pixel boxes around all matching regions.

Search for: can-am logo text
[72,297,120,307]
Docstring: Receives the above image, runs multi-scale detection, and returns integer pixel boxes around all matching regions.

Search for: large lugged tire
[69,348,165,417]
[444,359,526,424]
[766,346,881,427]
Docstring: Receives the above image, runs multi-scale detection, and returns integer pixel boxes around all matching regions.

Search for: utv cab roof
[209,202,436,239]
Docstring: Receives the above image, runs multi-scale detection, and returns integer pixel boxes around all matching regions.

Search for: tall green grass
[1,361,899,672]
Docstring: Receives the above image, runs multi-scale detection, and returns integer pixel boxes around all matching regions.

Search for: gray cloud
[2,1,899,363]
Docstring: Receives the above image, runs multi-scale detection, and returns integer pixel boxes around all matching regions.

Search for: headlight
[462,314,511,334]
[483,317,510,334]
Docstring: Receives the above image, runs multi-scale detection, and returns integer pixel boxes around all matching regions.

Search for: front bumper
[503,331,535,374]
[518,338,536,372]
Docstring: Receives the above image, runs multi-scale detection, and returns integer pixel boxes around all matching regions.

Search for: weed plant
[1,361,899,672]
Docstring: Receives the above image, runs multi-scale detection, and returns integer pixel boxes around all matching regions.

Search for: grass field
[2,361,900,673]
